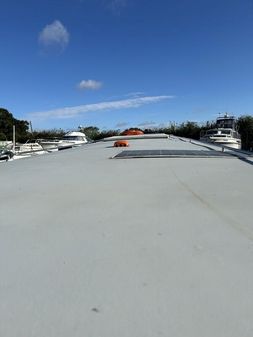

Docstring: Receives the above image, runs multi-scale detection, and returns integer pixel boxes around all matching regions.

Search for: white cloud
[125,92,145,98]
[30,95,174,120]
[38,20,69,50]
[78,80,103,90]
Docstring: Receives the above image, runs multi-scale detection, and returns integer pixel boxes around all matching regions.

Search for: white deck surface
[1,137,253,337]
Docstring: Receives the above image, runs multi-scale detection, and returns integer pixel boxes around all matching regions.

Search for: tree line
[1,107,253,150]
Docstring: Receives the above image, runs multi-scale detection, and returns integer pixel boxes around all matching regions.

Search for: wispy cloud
[38,20,70,50]
[77,79,103,90]
[30,95,174,120]
[125,92,145,98]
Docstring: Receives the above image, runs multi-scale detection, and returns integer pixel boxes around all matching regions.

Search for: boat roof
[1,135,253,336]
[216,114,236,120]
[64,131,86,136]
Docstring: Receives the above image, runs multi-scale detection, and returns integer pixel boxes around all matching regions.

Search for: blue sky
[1,0,253,130]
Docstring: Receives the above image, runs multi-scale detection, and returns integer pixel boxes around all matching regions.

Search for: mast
[29,121,33,134]
[13,125,16,150]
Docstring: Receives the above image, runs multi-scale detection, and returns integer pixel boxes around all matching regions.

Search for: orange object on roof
[121,129,144,136]
[114,140,129,147]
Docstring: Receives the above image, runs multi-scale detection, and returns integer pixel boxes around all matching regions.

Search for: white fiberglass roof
[1,136,253,337]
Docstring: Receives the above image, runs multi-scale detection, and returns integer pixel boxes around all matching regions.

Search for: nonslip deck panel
[113,149,233,159]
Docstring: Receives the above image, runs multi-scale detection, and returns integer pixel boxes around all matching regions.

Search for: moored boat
[13,140,45,154]
[0,148,14,161]
[37,139,72,151]
[62,131,88,146]
[38,131,88,151]
[200,114,241,149]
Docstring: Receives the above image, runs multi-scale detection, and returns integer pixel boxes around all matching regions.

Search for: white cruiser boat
[200,114,241,149]
[37,139,72,152]
[38,131,88,151]
[13,140,45,154]
[62,131,88,146]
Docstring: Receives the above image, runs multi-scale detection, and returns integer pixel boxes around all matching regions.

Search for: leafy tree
[0,108,14,140]
[175,121,201,139]
[0,108,29,142]
[145,121,201,139]
[30,128,65,140]
[237,115,253,150]
[0,131,7,141]
[94,129,120,140]
[79,126,100,140]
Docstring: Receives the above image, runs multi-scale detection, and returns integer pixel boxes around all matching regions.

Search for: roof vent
[114,140,129,147]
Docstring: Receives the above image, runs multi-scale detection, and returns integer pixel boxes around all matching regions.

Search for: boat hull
[200,137,241,149]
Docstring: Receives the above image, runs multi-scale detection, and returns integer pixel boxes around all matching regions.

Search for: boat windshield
[216,118,235,129]
[220,130,232,135]
[207,129,232,136]
[63,136,84,141]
